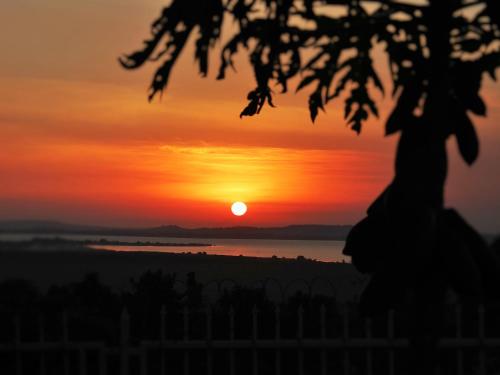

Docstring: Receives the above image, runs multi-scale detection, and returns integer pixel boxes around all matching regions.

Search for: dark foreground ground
[0,243,363,301]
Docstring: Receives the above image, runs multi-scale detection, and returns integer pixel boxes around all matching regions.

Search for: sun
[231,201,248,216]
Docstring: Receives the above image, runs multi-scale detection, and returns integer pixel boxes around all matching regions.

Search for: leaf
[348,107,368,134]
[195,1,224,76]
[487,67,497,82]
[240,87,274,118]
[266,91,275,108]
[217,34,243,80]
[119,27,168,69]
[368,65,385,95]
[148,59,174,101]
[329,71,351,100]
[296,75,316,92]
[454,109,479,165]
[302,51,326,71]
[195,42,209,76]
[344,99,354,120]
[351,121,362,134]
[308,91,323,122]
[367,100,379,118]
[467,94,487,116]
[240,99,259,118]
[452,61,488,117]
[147,29,192,101]
[486,0,500,29]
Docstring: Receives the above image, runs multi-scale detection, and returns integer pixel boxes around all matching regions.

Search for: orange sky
[0,1,499,231]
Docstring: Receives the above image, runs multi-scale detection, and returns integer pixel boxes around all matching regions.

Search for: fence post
[120,308,130,375]
[79,348,87,375]
[365,318,373,375]
[183,306,189,375]
[297,305,304,375]
[274,304,281,375]
[320,304,327,375]
[387,310,395,375]
[343,305,350,375]
[160,305,166,375]
[455,305,463,375]
[140,344,147,375]
[206,305,213,375]
[478,304,486,375]
[14,316,22,375]
[62,310,69,375]
[252,305,259,375]
[229,306,235,375]
[39,315,46,375]
[99,345,107,375]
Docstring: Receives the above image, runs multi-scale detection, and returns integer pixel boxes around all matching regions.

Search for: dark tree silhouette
[121,1,500,373]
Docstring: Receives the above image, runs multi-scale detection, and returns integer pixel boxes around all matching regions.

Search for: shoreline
[0,237,213,248]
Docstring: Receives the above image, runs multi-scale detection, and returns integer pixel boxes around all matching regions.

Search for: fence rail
[0,302,498,375]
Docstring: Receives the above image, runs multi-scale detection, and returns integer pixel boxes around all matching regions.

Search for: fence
[1,302,499,375]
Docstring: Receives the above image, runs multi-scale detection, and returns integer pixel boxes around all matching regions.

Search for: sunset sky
[0,0,499,232]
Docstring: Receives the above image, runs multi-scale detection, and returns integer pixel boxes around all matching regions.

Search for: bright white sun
[231,201,248,216]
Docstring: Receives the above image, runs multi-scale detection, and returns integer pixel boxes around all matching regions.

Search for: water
[0,233,348,262]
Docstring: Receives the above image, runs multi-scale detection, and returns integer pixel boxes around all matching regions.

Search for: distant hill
[133,224,352,240]
[0,220,351,240]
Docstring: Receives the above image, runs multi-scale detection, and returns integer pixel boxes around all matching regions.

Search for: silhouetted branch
[121,0,499,146]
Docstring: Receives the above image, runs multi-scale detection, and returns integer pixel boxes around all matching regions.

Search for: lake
[0,233,348,262]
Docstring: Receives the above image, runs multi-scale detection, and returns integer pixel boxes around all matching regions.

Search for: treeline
[2,270,500,343]
[0,271,343,343]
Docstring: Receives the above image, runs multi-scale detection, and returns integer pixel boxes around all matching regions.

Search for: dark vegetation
[0,242,360,303]
[2,271,500,374]
[119,0,500,313]
[0,272,343,375]
[0,271,340,342]
[120,1,500,372]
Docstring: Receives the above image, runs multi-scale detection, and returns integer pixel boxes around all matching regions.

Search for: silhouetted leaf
[240,86,274,118]
[296,75,316,92]
[308,91,323,122]
[368,65,385,95]
[468,94,487,116]
[486,0,500,29]
[454,109,479,165]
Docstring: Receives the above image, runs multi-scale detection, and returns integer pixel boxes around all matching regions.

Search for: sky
[0,0,499,232]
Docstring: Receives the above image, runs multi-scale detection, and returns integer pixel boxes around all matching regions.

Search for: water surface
[0,233,348,262]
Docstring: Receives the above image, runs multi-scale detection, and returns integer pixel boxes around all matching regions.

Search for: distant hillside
[128,224,352,240]
[0,220,351,240]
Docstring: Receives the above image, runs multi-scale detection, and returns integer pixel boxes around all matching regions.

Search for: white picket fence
[0,303,498,375]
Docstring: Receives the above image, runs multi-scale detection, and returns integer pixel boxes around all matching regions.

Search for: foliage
[0,271,340,341]
[121,0,499,163]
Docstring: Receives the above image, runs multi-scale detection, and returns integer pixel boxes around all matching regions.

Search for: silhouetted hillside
[0,221,352,240]
[136,224,351,240]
